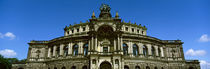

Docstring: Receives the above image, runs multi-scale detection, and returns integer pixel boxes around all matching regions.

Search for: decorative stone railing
[30,40,49,43]
[186,60,199,62]
[29,57,45,61]
[162,40,182,43]
[98,52,113,55]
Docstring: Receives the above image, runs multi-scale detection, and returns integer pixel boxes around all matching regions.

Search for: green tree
[7,58,19,63]
[19,59,27,63]
[0,54,11,69]
[0,54,27,69]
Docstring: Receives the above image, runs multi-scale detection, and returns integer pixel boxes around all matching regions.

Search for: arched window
[133,44,139,56]
[50,47,53,55]
[158,47,161,57]
[83,44,88,56]
[18,68,24,69]
[154,67,158,69]
[61,67,66,69]
[36,50,41,58]
[115,59,119,64]
[151,46,155,56]
[56,47,60,56]
[73,44,79,56]
[189,67,194,69]
[124,65,129,69]
[63,45,68,56]
[92,59,96,64]
[146,66,150,69]
[123,43,128,55]
[135,66,140,69]
[82,65,88,69]
[143,45,148,56]
[54,67,57,69]
[71,66,76,69]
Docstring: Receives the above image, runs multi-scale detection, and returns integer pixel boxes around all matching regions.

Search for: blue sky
[0,0,209,68]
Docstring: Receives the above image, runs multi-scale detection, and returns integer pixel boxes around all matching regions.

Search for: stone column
[69,29,72,34]
[68,43,71,55]
[114,39,116,51]
[161,47,164,57]
[70,43,73,55]
[178,47,181,57]
[118,36,120,51]
[95,37,97,51]
[60,44,64,56]
[180,46,185,60]
[127,41,130,54]
[78,42,81,54]
[130,41,133,56]
[91,37,94,51]
[155,46,158,56]
[138,43,143,55]
[48,48,51,57]
[65,31,67,36]
[147,44,152,56]
[88,40,91,51]
[120,37,123,51]
[53,46,56,57]
[81,42,83,54]
[79,42,84,55]
[86,25,89,32]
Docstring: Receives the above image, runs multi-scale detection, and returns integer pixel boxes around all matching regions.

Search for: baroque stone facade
[12,4,200,69]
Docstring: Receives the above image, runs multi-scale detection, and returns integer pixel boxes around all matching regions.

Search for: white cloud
[5,32,16,40]
[199,34,210,42]
[0,49,17,58]
[186,49,206,56]
[0,33,4,38]
[0,32,16,40]
[200,60,210,69]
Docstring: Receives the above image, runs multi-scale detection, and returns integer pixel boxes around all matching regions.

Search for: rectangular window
[142,31,144,34]
[77,28,79,32]
[132,28,134,32]
[72,29,74,33]
[103,47,108,52]
[67,31,69,34]
[125,27,128,31]
[83,27,86,31]
[137,30,139,33]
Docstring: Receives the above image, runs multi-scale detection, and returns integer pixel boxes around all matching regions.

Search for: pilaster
[130,41,133,55]
[161,47,164,57]
[147,44,152,56]
[79,42,84,55]
[138,43,143,55]
[120,37,123,52]
[114,39,116,51]
[155,46,158,57]
[95,37,97,51]
[69,43,73,55]
[53,46,56,57]
[91,37,94,51]
[48,47,51,58]
[60,44,64,56]
[118,36,120,51]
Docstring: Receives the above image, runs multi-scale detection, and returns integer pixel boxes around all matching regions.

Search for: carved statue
[100,4,111,12]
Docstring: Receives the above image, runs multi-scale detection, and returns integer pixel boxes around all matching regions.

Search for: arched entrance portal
[97,25,115,40]
[18,68,24,69]
[189,67,194,69]
[99,61,112,69]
